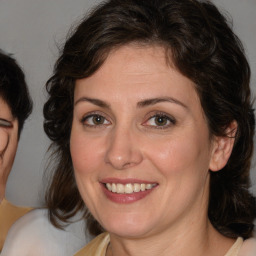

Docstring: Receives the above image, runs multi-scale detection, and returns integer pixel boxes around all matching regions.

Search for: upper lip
[100,178,158,184]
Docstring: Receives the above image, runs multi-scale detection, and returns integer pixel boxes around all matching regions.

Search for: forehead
[74,45,200,108]
[98,44,173,82]
[0,97,12,118]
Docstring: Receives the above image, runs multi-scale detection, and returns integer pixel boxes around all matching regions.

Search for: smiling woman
[71,45,219,240]
[43,0,256,255]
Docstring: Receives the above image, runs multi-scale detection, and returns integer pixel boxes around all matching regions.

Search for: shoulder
[1,208,89,256]
[1,198,32,212]
[0,199,32,251]
[74,232,110,256]
[239,237,256,256]
[0,198,32,220]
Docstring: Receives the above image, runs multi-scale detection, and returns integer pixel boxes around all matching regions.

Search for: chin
[109,226,152,238]
[100,213,155,238]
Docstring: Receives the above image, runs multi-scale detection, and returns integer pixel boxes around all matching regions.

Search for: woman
[0,50,33,251]
[44,0,256,255]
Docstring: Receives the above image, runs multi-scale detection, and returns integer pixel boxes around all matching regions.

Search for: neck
[107,218,234,256]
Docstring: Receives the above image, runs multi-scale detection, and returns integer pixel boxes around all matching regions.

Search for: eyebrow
[74,96,187,109]
[137,97,188,109]
[74,97,111,109]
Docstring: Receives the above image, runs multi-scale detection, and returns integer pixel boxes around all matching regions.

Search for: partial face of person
[0,97,18,199]
[70,45,232,238]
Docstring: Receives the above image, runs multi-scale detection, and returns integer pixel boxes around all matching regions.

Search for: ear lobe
[209,121,237,172]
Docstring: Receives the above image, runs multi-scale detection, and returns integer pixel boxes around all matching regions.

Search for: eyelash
[81,111,176,130]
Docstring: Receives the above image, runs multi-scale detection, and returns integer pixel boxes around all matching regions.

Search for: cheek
[0,130,8,154]
[70,129,104,176]
[0,137,18,185]
[146,131,211,177]
[7,143,18,166]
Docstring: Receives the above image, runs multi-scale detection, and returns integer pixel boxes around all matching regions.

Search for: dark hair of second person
[0,50,33,136]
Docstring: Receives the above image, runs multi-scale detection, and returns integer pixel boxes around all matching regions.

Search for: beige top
[0,198,32,251]
[74,233,256,256]
[74,233,109,256]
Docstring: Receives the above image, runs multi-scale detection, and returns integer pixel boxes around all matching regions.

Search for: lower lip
[101,184,157,204]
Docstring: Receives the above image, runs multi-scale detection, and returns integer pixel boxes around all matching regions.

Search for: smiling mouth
[104,183,157,194]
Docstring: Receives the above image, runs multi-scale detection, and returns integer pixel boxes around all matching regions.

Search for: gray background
[0,0,255,208]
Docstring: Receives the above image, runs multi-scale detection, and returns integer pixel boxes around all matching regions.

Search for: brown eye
[82,114,110,127]
[155,116,168,126]
[143,113,176,129]
[92,115,105,125]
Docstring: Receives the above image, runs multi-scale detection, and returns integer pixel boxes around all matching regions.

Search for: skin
[0,97,18,202]
[70,44,236,256]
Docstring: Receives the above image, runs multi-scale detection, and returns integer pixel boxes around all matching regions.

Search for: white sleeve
[1,209,91,256]
[238,237,256,256]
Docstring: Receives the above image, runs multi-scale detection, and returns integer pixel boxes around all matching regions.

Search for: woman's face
[70,45,220,238]
[0,97,18,199]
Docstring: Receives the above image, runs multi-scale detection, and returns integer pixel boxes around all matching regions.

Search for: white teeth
[106,183,112,191]
[116,184,124,193]
[146,184,153,189]
[125,184,133,194]
[134,183,141,192]
[105,183,156,194]
[112,183,117,192]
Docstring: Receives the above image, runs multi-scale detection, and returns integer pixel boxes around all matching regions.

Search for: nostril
[104,131,143,170]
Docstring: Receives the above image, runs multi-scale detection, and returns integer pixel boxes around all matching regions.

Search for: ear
[209,121,237,172]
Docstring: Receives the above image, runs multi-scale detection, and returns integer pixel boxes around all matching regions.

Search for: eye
[81,114,111,127]
[0,118,12,128]
[143,113,176,129]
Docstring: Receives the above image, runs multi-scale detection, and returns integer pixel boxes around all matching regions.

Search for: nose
[104,126,143,170]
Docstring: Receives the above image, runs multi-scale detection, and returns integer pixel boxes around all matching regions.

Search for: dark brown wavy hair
[44,0,256,238]
[0,50,33,136]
